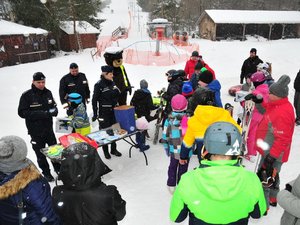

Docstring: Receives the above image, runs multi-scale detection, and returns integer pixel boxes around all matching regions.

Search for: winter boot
[167,186,176,195]
[103,145,111,159]
[111,149,122,157]
[269,197,277,207]
[110,142,122,157]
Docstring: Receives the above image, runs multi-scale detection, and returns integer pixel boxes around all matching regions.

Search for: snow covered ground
[0,0,300,224]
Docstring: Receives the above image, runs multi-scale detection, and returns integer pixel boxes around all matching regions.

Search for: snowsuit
[278,174,300,225]
[206,79,223,107]
[246,84,269,156]
[255,97,295,207]
[180,105,241,161]
[52,143,126,225]
[59,72,90,116]
[70,102,90,135]
[0,164,62,225]
[240,56,263,84]
[92,77,120,153]
[170,160,267,224]
[294,70,300,123]
[162,112,189,186]
[130,88,157,122]
[18,85,60,176]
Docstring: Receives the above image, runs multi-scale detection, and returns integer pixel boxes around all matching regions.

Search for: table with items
[41,127,148,165]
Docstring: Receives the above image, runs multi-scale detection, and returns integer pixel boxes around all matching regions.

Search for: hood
[190,105,241,134]
[207,79,221,92]
[191,160,246,201]
[0,164,41,199]
[133,89,150,101]
[59,143,111,190]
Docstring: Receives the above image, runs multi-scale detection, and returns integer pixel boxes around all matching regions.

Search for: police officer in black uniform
[92,66,122,159]
[59,63,90,115]
[18,72,60,182]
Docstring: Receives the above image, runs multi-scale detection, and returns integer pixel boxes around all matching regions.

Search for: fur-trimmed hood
[0,164,41,199]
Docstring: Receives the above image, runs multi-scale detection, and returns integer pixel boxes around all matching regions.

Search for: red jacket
[184,59,216,80]
[255,97,295,162]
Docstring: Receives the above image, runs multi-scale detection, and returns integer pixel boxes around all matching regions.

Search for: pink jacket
[246,84,269,155]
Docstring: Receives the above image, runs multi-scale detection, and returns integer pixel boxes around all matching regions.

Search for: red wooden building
[0,19,49,67]
[59,21,100,52]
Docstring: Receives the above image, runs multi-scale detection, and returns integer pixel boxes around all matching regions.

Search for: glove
[86,98,90,104]
[285,183,292,192]
[261,154,276,176]
[244,94,263,103]
[92,116,97,122]
[48,108,58,116]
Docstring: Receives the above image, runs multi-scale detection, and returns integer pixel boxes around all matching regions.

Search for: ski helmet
[257,62,269,71]
[251,71,266,83]
[204,122,242,156]
[171,94,188,112]
[68,93,82,104]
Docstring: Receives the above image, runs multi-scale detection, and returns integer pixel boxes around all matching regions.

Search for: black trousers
[30,132,61,175]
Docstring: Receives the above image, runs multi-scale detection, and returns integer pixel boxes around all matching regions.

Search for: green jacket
[170,160,266,224]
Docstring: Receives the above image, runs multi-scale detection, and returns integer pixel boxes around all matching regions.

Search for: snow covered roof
[204,10,300,24]
[60,21,100,34]
[0,19,48,36]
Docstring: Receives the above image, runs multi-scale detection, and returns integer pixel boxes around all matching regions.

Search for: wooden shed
[0,19,49,67]
[197,10,300,41]
[59,21,100,52]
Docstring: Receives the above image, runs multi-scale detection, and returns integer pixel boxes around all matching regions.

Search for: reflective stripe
[120,65,128,87]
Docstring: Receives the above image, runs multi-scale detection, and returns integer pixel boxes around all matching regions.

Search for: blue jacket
[207,79,222,107]
[0,164,61,225]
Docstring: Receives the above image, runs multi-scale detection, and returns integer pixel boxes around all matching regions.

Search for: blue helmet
[204,122,242,156]
[68,93,82,104]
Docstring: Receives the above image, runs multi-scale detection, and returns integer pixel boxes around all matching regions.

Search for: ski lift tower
[147,18,172,56]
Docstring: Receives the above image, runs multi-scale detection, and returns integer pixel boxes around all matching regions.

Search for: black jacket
[294,70,300,92]
[59,72,90,104]
[92,78,120,126]
[240,56,263,84]
[163,77,184,115]
[52,143,126,225]
[130,89,156,121]
[18,85,58,137]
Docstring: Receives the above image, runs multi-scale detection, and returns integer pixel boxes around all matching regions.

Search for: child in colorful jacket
[179,88,241,165]
[162,94,189,193]
[244,71,269,159]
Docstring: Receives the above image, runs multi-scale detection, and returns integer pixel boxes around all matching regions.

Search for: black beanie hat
[250,48,257,53]
[192,51,199,57]
[101,65,114,73]
[33,72,46,81]
[69,63,78,69]
[198,70,213,84]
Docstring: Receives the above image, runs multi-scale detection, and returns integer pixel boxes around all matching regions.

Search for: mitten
[92,115,97,122]
[128,86,132,95]
[244,93,263,103]
[285,183,292,192]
